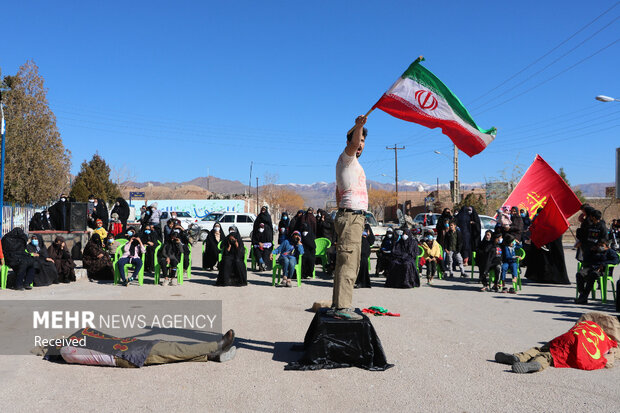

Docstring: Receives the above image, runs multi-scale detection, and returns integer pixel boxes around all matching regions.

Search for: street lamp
[595,95,619,102]
[434,146,460,204]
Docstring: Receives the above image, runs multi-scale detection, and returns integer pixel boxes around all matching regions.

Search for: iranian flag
[372,57,496,157]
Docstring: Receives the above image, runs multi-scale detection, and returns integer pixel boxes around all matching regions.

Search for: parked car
[194,211,226,240]
[202,212,256,239]
[329,210,386,247]
[159,211,196,229]
[478,215,497,239]
[413,213,441,236]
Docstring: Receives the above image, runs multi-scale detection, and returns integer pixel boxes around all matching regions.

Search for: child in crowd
[500,234,521,294]
[421,234,442,284]
[443,221,465,278]
[93,219,107,246]
[482,232,503,292]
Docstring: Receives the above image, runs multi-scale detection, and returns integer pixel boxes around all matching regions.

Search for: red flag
[529,196,570,248]
[503,155,581,219]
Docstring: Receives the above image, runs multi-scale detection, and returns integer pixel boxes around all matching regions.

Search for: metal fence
[1,204,40,236]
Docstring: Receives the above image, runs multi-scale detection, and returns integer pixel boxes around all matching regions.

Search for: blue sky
[2,1,618,187]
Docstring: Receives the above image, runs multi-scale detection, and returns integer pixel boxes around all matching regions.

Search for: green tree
[70,153,121,202]
[454,192,486,214]
[1,61,71,204]
[559,167,586,203]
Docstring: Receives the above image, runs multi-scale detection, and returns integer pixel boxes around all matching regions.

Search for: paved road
[1,245,619,412]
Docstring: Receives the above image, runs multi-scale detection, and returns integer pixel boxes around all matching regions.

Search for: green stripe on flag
[401,58,496,135]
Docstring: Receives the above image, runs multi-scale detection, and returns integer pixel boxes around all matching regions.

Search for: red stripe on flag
[373,94,488,157]
[529,196,570,248]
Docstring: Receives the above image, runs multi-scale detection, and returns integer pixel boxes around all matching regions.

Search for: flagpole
[347,55,424,135]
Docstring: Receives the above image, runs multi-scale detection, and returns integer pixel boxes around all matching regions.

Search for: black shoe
[575,295,588,304]
[495,352,519,365]
[25,285,33,290]
[208,329,235,357]
[512,361,541,374]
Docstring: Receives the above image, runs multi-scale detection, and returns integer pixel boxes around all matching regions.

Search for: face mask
[598,246,606,252]
[214,226,220,231]
[127,231,134,237]
[396,230,403,236]
[444,223,449,228]
[520,213,526,217]
[93,202,98,206]
[362,231,368,236]
[402,234,409,240]
[498,238,503,244]
[144,230,151,234]
[280,228,285,233]
[60,198,66,202]
[387,234,393,238]
[229,231,235,234]
[283,216,288,220]
[46,214,50,218]
[108,239,114,244]
[259,228,265,233]
[32,239,39,246]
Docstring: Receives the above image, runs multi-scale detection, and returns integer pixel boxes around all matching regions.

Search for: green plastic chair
[1,264,9,290]
[314,238,331,272]
[416,245,424,272]
[184,243,192,280]
[153,241,163,285]
[113,243,145,285]
[272,254,302,287]
[471,251,476,279]
[575,252,619,303]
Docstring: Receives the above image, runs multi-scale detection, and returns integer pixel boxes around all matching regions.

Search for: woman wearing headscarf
[300,223,316,279]
[251,222,274,271]
[82,233,114,281]
[475,230,495,290]
[289,210,304,235]
[216,226,247,286]
[26,234,59,286]
[456,205,481,265]
[435,208,453,246]
[277,212,290,244]
[111,197,130,232]
[301,208,317,236]
[203,223,224,271]
[355,224,375,288]
[47,236,76,283]
[253,205,274,236]
[375,227,395,276]
[385,227,419,288]
[140,224,159,273]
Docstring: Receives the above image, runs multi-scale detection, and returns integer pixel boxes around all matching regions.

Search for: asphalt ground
[1,245,619,412]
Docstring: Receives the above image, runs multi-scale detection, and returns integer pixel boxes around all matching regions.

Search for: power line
[466,2,619,106]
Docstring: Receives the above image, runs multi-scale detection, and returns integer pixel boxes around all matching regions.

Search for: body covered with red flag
[550,320,617,370]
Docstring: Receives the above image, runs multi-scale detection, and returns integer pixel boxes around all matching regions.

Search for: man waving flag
[372,57,496,157]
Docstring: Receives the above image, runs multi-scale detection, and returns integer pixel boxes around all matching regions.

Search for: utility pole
[386,144,405,213]
[206,167,210,192]
[248,161,253,197]
[256,177,259,215]
[453,144,460,203]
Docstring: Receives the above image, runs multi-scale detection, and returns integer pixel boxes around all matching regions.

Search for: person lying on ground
[494,312,619,373]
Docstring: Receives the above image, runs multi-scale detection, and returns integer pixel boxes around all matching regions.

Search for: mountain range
[124,176,614,207]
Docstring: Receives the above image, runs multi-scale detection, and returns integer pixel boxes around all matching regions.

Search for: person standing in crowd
[148,203,162,240]
[111,197,130,232]
[301,207,317,236]
[375,227,394,277]
[476,230,494,289]
[456,206,481,266]
[331,115,368,320]
[47,236,76,284]
[575,239,619,304]
[316,209,335,242]
[385,227,419,288]
[442,221,465,278]
[48,194,70,231]
[203,224,224,271]
[254,205,273,236]
[278,212,290,244]
[355,224,375,288]
[289,210,304,235]
[300,223,316,279]
[93,219,107,244]
[87,195,109,230]
[483,233,504,292]
[435,208,452,246]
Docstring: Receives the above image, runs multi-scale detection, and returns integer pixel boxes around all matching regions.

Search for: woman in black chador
[385,227,419,288]
[355,224,375,288]
[216,227,247,286]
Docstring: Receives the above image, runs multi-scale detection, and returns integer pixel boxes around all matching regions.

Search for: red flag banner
[529,196,570,248]
[502,155,582,219]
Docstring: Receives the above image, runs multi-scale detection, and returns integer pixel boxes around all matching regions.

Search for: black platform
[285,308,393,371]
